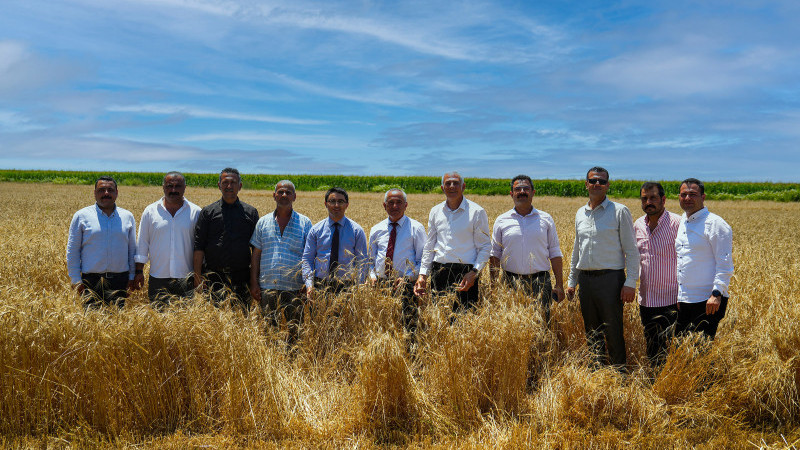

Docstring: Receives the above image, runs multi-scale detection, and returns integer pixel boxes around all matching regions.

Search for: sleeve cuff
[134,255,148,264]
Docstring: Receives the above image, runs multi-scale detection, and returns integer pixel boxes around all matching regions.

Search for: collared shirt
[675,207,734,303]
[135,198,201,279]
[634,211,681,307]
[567,197,639,288]
[66,204,137,284]
[419,198,491,275]
[368,215,427,280]
[302,216,368,287]
[491,207,562,274]
[194,198,259,274]
[250,210,312,290]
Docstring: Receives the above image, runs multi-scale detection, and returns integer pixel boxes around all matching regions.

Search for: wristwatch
[711,289,722,299]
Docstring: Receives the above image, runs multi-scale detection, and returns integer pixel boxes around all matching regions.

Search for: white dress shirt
[567,197,639,288]
[135,198,201,279]
[675,207,734,303]
[368,215,427,280]
[66,204,137,284]
[419,197,491,276]
[491,207,562,274]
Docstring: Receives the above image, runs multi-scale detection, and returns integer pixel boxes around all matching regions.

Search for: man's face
[383,192,407,222]
[325,192,348,220]
[441,174,464,200]
[94,180,118,210]
[163,175,186,203]
[218,173,242,202]
[273,183,296,208]
[511,179,534,208]
[585,171,610,198]
[640,187,666,217]
[679,183,705,214]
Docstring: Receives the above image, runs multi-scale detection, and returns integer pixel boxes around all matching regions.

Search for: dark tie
[384,222,398,277]
[328,222,340,278]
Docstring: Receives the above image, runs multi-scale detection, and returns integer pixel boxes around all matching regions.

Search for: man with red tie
[368,188,426,342]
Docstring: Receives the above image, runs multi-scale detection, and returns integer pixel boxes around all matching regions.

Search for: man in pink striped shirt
[634,182,681,368]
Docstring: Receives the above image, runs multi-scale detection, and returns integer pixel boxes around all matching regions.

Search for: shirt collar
[511,206,539,218]
[94,203,117,217]
[388,215,408,228]
[585,197,610,211]
[220,198,241,208]
[327,216,346,227]
[444,197,468,213]
[685,207,709,222]
[644,210,669,228]
[158,197,187,214]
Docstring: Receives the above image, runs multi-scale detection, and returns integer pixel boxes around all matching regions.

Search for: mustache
[101,196,112,200]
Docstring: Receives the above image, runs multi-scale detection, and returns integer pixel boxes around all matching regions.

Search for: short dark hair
[511,174,533,190]
[219,167,241,183]
[325,187,349,203]
[586,166,609,180]
[680,178,705,195]
[640,182,665,197]
[94,176,118,189]
[163,171,185,185]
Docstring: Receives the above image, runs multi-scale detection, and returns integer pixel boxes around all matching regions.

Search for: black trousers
[577,269,626,369]
[261,289,304,345]
[503,270,552,322]
[639,304,678,367]
[148,275,194,307]
[676,296,728,339]
[378,277,419,338]
[204,270,251,313]
[81,272,129,308]
[430,262,479,313]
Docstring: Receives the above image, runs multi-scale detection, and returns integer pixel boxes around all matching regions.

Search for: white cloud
[107,103,328,125]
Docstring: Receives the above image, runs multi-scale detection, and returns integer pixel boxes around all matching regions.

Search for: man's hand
[457,270,477,292]
[621,286,636,303]
[72,282,85,295]
[133,273,145,291]
[306,285,315,302]
[127,280,136,291]
[566,286,576,301]
[413,275,428,297]
[552,285,565,302]
[706,295,721,315]
[193,274,205,292]
[249,282,261,302]
[393,277,405,291]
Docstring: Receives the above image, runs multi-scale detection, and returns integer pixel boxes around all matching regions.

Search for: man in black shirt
[194,168,259,312]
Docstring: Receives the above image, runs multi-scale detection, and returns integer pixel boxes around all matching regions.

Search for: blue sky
[1,0,799,181]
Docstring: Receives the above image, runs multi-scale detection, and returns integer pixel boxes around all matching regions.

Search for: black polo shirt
[194,198,259,275]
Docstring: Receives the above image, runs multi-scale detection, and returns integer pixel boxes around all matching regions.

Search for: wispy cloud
[107,103,328,125]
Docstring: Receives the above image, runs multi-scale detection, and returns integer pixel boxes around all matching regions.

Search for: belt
[580,269,622,277]
[83,271,128,278]
[505,270,548,278]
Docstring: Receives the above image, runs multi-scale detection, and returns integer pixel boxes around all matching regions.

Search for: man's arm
[367,229,380,283]
[302,226,318,298]
[489,256,501,291]
[66,212,84,290]
[550,256,564,302]
[707,218,734,314]
[618,206,638,303]
[566,215,580,300]
[489,217,504,291]
[250,248,262,302]
[133,209,150,290]
[193,250,205,288]
[354,225,368,284]
[192,210,208,289]
[415,209,437,296]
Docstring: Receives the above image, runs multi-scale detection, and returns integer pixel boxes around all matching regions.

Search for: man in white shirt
[566,166,639,371]
[134,172,201,307]
[489,175,564,322]
[675,178,734,339]
[369,188,426,340]
[414,172,491,314]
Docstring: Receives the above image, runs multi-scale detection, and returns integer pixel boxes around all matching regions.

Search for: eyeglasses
[587,178,608,185]
[326,199,348,206]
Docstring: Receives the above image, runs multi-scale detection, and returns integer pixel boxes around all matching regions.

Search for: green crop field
[1,169,799,201]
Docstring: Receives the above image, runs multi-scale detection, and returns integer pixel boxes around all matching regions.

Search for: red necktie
[384,222,397,277]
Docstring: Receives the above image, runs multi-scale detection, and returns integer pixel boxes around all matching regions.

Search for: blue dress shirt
[302,216,368,288]
[66,204,137,284]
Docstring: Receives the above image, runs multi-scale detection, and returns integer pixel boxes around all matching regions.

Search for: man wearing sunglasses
[566,167,639,372]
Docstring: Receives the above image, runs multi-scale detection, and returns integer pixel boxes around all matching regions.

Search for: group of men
[67,166,733,367]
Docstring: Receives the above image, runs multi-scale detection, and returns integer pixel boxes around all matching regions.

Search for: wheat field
[1,182,798,449]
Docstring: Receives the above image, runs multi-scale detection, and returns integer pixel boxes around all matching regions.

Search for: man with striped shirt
[634,182,681,367]
[250,180,312,344]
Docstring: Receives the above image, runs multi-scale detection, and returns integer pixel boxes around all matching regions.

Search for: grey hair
[441,171,464,186]
[275,180,296,192]
[384,188,407,203]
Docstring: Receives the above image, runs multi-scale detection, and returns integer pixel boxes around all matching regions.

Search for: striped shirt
[250,210,312,291]
[634,211,681,307]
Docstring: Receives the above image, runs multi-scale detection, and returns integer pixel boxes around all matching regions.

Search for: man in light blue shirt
[250,180,312,344]
[302,187,368,300]
[66,176,137,308]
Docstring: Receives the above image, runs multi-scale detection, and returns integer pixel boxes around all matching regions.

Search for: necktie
[384,222,398,277]
[328,222,340,278]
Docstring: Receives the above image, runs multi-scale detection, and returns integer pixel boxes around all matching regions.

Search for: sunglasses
[587,178,608,185]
